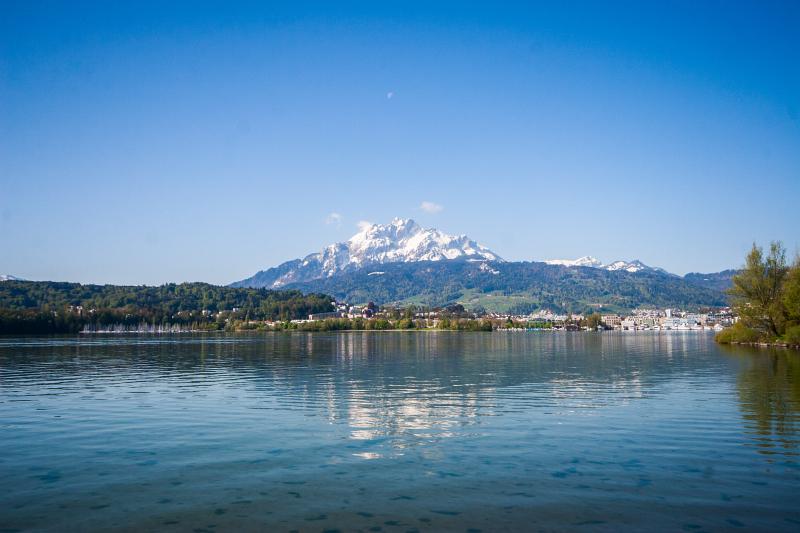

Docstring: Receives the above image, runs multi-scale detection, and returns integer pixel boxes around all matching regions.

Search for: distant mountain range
[0,275,24,282]
[544,256,670,274]
[232,219,736,312]
[276,259,728,314]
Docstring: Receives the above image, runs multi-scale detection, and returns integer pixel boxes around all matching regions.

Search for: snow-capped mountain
[604,259,667,274]
[346,218,500,265]
[0,274,24,282]
[544,256,603,268]
[544,257,671,274]
[233,218,501,288]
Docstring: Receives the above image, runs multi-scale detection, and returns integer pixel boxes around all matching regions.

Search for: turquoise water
[0,332,798,532]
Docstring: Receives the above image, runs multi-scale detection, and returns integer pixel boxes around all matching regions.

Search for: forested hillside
[0,281,333,334]
[285,260,728,313]
[683,270,738,292]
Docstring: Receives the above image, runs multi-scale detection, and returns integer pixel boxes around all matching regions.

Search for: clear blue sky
[2,1,798,285]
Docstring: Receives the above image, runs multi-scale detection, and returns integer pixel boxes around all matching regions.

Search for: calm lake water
[0,332,798,532]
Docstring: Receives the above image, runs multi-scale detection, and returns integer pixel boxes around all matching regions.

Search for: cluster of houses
[517,307,736,331]
[308,302,377,321]
[306,301,737,331]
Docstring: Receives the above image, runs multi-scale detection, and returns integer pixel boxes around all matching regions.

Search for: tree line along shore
[0,282,333,334]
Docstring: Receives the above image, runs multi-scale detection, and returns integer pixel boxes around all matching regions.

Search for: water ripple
[0,331,798,531]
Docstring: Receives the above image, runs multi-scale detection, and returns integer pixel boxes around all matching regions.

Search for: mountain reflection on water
[0,332,798,532]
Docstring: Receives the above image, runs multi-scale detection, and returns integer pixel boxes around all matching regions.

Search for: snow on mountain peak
[240,218,502,288]
[605,259,646,273]
[344,218,500,266]
[544,256,603,268]
[544,257,669,274]
[0,274,23,282]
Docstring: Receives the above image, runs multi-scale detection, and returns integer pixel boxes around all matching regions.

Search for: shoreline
[65,328,719,335]
[720,340,800,350]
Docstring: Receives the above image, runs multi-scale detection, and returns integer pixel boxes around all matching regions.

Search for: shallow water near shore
[1,331,798,532]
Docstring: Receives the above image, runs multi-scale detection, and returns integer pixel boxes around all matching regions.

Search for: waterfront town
[300,301,737,332]
[65,298,736,333]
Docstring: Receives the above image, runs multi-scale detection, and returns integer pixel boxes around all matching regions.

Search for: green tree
[782,259,800,344]
[729,242,789,338]
[585,312,602,330]
[782,259,800,324]
[397,318,415,329]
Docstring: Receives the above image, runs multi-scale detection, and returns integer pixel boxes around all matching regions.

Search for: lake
[0,332,798,532]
